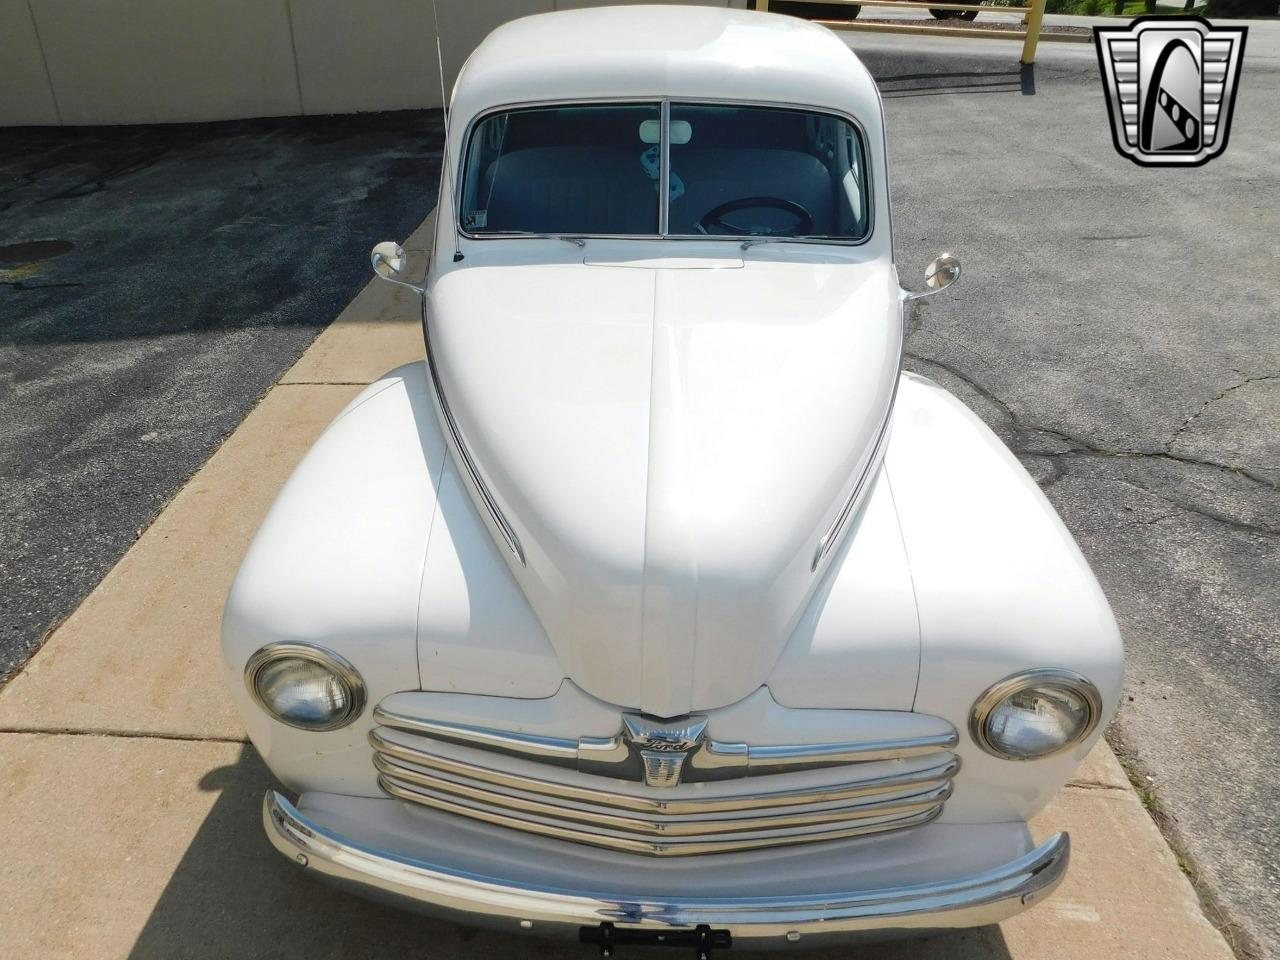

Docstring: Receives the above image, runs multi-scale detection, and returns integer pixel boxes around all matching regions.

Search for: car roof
[449,6,882,129]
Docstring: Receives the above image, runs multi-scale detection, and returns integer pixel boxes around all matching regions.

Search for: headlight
[244,642,366,731]
[970,669,1101,760]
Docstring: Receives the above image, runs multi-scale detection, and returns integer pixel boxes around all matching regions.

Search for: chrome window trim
[969,668,1103,761]
[421,298,527,566]
[243,641,367,732]
[453,96,876,248]
[659,99,672,237]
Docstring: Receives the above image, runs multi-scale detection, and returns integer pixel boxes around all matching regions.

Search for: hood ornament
[621,715,709,787]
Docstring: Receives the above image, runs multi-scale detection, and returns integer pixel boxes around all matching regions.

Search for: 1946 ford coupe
[222,5,1124,951]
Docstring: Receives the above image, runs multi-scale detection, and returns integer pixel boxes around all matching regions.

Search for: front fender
[887,372,1125,822]
[222,362,566,796]
[221,366,442,795]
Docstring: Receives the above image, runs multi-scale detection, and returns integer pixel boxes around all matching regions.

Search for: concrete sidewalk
[0,216,1236,960]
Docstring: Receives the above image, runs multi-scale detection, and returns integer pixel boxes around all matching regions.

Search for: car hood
[427,256,901,717]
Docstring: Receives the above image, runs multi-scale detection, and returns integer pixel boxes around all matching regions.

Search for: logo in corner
[1094,17,1246,167]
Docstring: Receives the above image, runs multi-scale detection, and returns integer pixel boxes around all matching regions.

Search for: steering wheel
[696,196,815,237]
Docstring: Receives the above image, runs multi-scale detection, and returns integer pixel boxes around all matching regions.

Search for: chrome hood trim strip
[812,392,895,571]
[422,300,526,566]
[264,791,1070,943]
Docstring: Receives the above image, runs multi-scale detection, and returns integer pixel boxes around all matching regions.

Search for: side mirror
[903,253,961,302]
[370,241,425,294]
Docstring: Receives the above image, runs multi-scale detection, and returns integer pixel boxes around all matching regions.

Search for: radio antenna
[430,0,463,262]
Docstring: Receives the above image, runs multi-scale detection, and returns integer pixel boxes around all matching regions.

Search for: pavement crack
[1086,475,1280,537]
[904,351,1017,421]
[0,281,84,291]
[1167,374,1279,450]
[36,145,171,203]
[1065,779,1130,792]
[905,351,1279,535]
[0,726,248,744]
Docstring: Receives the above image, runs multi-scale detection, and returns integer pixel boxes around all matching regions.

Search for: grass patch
[1138,784,1163,816]
[1111,733,1265,960]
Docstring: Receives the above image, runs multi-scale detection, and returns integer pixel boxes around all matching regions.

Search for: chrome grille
[370,710,959,858]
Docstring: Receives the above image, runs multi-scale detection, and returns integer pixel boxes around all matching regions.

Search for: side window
[460,115,510,231]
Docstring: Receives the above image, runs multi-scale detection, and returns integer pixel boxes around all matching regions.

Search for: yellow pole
[759,0,770,8]
[1021,0,1046,63]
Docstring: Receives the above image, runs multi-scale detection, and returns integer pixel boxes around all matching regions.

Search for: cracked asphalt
[855,29,1279,958]
[0,114,442,681]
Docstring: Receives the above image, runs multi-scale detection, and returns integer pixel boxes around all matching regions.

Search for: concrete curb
[0,212,1237,959]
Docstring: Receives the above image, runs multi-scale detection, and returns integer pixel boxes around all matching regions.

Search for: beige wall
[1,0,745,127]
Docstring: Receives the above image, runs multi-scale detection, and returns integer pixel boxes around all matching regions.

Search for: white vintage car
[222,5,1124,951]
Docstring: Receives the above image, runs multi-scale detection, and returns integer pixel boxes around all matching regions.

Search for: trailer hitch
[579,922,732,958]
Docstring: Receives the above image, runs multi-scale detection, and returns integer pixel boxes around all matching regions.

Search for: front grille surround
[369,707,959,858]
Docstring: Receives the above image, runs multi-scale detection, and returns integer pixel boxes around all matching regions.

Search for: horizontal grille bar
[370,729,958,814]
[374,753,953,836]
[369,726,958,857]
[373,704,959,782]
[378,773,946,857]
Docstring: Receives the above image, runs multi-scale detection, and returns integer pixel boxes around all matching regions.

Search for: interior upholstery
[481,147,658,235]
[668,148,839,235]
[481,145,839,237]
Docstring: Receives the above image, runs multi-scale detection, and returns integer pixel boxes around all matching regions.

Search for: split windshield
[458,102,870,242]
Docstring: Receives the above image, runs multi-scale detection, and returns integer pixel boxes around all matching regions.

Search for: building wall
[0,0,747,126]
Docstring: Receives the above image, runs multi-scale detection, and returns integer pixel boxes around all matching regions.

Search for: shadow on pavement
[0,112,443,687]
[126,745,1016,960]
[877,67,1036,98]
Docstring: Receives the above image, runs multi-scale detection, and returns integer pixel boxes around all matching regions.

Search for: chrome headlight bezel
[244,641,366,732]
[969,668,1102,761]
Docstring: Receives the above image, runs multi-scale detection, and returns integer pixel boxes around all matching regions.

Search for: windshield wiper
[740,236,847,250]
[475,230,587,248]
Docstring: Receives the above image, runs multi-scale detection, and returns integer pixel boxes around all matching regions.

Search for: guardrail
[757,0,1093,64]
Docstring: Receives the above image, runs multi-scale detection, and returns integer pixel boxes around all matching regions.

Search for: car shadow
[126,745,1016,960]
[876,66,1036,98]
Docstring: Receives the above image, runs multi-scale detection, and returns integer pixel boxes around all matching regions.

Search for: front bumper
[264,791,1069,948]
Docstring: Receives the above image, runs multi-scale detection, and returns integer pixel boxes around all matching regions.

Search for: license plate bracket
[579,922,732,958]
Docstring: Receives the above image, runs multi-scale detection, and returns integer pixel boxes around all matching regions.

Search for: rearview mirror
[371,241,407,280]
[370,241,425,294]
[925,253,961,291]
[903,253,961,302]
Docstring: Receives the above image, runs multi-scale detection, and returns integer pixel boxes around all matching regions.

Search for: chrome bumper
[264,791,1068,947]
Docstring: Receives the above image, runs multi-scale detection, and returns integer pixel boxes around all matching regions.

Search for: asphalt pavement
[0,113,442,680]
[849,26,1279,959]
